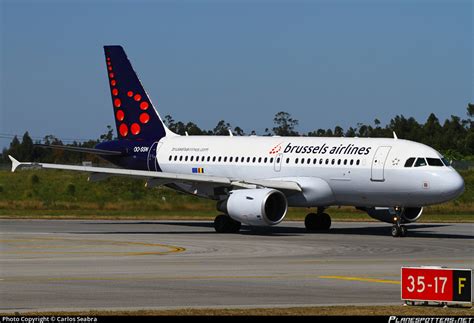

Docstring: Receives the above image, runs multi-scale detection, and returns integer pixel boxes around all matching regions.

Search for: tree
[213,120,231,136]
[18,132,34,161]
[99,125,114,142]
[233,126,245,136]
[272,111,299,136]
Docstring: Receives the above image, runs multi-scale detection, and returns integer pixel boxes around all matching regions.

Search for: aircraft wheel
[391,226,400,237]
[400,225,407,237]
[305,212,331,231]
[214,214,241,233]
[320,213,331,230]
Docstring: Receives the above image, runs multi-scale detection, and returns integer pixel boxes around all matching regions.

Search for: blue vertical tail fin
[104,45,174,141]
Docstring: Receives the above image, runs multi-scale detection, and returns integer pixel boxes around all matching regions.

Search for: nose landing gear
[391,207,407,237]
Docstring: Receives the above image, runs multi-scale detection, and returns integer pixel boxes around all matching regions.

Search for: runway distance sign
[401,267,472,304]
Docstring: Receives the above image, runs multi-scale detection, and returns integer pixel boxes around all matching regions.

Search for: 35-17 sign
[401,267,472,304]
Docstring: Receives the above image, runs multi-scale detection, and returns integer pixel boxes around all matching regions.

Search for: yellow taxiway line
[319,275,400,285]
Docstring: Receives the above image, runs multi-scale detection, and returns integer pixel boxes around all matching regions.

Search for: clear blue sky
[0,0,472,149]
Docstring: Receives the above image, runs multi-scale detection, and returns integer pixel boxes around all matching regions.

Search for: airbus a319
[9,46,465,237]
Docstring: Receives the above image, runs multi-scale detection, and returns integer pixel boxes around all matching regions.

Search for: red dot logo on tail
[119,123,128,137]
[139,113,150,124]
[116,110,125,121]
[131,123,141,135]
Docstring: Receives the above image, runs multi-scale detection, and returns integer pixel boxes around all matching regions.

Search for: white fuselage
[153,135,464,208]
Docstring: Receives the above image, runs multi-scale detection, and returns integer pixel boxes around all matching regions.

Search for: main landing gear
[304,208,331,231]
[391,207,407,238]
[214,214,241,233]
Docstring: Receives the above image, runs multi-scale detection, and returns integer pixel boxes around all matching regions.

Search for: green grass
[0,169,472,221]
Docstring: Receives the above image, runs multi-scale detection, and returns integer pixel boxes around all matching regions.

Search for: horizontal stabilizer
[35,144,122,156]
[8,155,21,173]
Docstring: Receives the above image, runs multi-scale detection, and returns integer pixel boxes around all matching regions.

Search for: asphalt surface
[0,219,472,312]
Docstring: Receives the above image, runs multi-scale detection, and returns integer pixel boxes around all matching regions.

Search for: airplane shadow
[76,221,472,239]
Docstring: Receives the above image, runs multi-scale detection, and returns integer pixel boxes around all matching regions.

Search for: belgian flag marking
[192,167,204,174]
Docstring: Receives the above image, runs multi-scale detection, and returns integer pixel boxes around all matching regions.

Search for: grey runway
[0,219,472,312]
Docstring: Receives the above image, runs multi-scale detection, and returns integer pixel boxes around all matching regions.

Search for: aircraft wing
[8,156,302,192]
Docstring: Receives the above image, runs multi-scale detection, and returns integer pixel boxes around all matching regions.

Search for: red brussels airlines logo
[269,143,283,155]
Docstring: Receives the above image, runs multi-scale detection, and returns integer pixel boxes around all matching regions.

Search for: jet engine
[401,207,423,223]
[361,206,423,223]
[217,188,288,226]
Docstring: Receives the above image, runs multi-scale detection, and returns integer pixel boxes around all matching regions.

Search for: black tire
[304,213,319,231]
[320,213,331,230]
[400,225,407,237]
[214,214,241,233]
[391,226,401,237]
[305,213,331,231]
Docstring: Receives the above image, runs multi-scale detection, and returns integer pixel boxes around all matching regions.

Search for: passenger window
[179,156,183,161]
[223,157,227,162]
[258,157,262,163]
[331,159,335,165]
[325,159,329,165]
[229,157,233,162]
[350,159,353,165]
[404,157,416,167]
[356,160,360,165]
[174,156,178,161]
[252,157,256,163]
[344,159,347,165]
[286,158,290,164]
[169,155,172,161]
[414,158,427,167]
[319,159,323,165]
[427,158,443,166]
[190,156,194,162]
[212,156,216,162]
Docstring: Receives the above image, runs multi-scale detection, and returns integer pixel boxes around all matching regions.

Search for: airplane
[9,45,465,237]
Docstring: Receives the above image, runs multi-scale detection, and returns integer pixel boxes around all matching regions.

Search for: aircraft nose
[443,171,465,199]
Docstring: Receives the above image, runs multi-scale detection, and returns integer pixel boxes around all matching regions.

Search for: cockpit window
[414,158,427,167]
[426,158,444,166]
[441,157,451,167]
[404,157,416,167]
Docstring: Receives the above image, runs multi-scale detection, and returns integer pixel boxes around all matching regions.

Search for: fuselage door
[274,153,283,172]
[371,146,392,181]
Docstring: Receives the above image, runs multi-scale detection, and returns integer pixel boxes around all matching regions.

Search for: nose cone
[443,171,465,200]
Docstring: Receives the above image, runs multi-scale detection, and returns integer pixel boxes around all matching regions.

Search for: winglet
[393,131,398,140]
[8,155,21,173]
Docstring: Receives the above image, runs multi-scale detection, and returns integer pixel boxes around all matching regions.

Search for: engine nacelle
[361,206,423,224]
[218,188,288,226]
[402,207,423,223]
